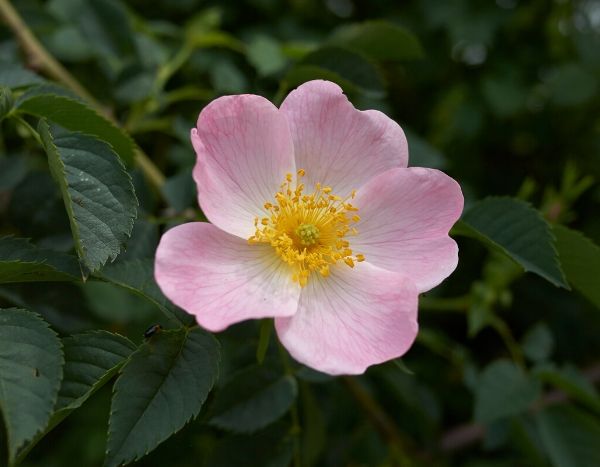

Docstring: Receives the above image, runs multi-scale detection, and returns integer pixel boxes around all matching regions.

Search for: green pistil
[296,223,320,246]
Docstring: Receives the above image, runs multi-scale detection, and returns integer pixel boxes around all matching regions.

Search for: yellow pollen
[248,170,364,287]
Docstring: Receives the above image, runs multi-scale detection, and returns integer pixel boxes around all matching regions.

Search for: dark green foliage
[17,89,137,165]
[105,328,220,466]
[536,405,600,467]
[553,225,600,308]
[474,359,541,423]
[209,365,298,433]
[0,308,63,465]
[0,0,599,465]
[458,197,568,287]
[0,236,81,282]
[57,330,136,411]
[40,121,137,272]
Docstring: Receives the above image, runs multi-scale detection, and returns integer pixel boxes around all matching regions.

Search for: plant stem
[0,0,165,190]
[491,317,526,367]
[12,114,42,146]
[0,0,99,106]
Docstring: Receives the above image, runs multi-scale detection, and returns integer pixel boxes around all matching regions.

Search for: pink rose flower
[155,80,463,375]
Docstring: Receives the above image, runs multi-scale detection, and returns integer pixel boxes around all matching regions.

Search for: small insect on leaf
[143,324,162,339]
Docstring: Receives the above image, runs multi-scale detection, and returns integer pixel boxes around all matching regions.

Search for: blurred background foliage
[1,0,600,466]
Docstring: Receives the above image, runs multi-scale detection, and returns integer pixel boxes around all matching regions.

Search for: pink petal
[352,167,464,293]
[280,80,408,196]
[192,94,296,239]
[275,263,418,375]
[155,222,300,332]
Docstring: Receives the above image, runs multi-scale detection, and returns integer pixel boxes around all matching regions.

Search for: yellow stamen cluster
[248,169,364,287]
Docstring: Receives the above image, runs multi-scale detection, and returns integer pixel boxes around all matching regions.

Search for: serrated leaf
[0,62,46,89]
[210,365,298,434]
[96,258,194,326]
[285,46,385,98]
[39,121,137,272]
[536,405,600,467]
[15,331,137,464]
[553,225,600,309]
[0,308,63,465]
[105,327,220,467]
[329,20,424,61]
[474,359,541,424]
[0,236,81,283]
[57,331,136,411]
[16,87,136,165]
[457,197,568,287]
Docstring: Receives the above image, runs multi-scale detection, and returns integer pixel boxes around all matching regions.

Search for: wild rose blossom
[155,80,463,375]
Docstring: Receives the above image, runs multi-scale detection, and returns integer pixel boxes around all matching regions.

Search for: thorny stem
[0,0,165,190]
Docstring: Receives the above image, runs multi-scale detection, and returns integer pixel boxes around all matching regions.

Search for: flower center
[295,223,320,245]
[248,169,365,287]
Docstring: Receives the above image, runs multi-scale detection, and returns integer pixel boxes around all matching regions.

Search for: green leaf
[0,308,63,465]
[16,87,136,165]
[0,86,13,120]
[210,365,298,434]
[457,197,568,288]
[0,63,46,89]
[246,35,287,76]
[39,121,137,272]
[80,0,136,64]
[105,327,220,466]
[535,405,600,467]
[329,20,424,61]
[285,46,385,97]
[553,225,600,308]
[57,331,136,412]
[96,258,194,326]
[15,331,137,464]
[0,237,81,283]
[474,359,541,424]
[521,323,554,363]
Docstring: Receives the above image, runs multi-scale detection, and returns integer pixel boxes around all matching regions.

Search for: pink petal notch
[155,222,301,332]
[192,94,296,239]
[280,80,408,196]
[352,167,464,292]
[275,262,419,375]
